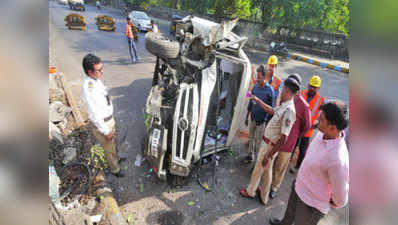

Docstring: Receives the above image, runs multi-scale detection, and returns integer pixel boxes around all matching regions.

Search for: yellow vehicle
[95,15,116,32]
[64,13,86,30]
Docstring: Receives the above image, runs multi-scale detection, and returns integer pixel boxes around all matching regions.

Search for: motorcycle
[269,41,289,57]
[96,1,102,10]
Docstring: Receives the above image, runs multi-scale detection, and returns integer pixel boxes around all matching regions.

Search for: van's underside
[143,16,251,180]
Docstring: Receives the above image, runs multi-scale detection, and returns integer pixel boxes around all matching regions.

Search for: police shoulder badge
[285,119,291,127]
[88,81,94,91]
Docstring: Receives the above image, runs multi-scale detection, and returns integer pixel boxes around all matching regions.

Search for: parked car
[68,0,85,11]
[56,0,68,5]
[128,11,151,32]
[143,16,251,181]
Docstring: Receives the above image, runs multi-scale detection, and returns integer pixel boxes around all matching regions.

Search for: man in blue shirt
[243,65,275,164]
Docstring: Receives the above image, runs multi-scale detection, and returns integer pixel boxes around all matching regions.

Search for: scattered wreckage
[143,16,251,181]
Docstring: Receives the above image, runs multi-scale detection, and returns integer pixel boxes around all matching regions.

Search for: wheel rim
[154,35,171,42]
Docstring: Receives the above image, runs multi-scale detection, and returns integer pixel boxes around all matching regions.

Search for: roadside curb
[287,53,349,73]
[58,72,86,128]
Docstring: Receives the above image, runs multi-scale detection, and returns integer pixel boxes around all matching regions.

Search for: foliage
[88,144,108,170]
[137,0,349,35]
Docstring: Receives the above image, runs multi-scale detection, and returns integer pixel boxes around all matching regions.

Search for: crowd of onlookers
[238,55,349,225]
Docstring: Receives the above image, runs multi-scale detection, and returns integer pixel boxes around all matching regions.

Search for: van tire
[145,32,180,59]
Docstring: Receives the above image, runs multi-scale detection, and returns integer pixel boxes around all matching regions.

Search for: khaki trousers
[248,119,265,160]
[247,143,292,204]
[91,118,120,174]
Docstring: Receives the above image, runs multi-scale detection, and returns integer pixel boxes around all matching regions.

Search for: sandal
[256,187,266,205]
[239,189,255,199]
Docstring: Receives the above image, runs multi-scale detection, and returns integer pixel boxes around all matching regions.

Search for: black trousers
[280,181,325,225]
[293,137,310,169]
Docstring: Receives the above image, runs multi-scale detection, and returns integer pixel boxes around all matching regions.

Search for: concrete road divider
[288,53,349,73]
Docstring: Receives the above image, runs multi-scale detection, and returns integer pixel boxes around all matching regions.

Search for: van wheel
[145,32,180,59]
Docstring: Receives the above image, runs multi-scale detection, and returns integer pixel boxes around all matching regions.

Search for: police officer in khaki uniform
[81,54,125,177]
[240,76,300,204]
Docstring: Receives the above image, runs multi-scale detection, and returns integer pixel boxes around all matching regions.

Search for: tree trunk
[171,0,179,9]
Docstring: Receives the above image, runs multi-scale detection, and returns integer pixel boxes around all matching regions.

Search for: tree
[213,0,251,19]
[132,0,349,35]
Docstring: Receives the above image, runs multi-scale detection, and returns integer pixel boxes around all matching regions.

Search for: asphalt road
[49,2,349,225]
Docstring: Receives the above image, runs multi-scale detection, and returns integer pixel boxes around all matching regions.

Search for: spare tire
[145,32,180,59]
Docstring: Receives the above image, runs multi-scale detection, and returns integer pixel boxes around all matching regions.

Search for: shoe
[239,189,255,199]
[242,155,254,164]
[113,171,125,178]
[269,190,277,199]
[289,167,298,174]
[118,157,127,164]
[269,218,283,225]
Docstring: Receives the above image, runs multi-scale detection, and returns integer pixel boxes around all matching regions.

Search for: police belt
[104,115,113,122]
[262,136,275,147]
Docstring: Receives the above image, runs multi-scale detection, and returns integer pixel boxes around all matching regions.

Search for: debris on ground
[134,154,142,167]
[187,201,196,206]
[90,214,102,223]
[49,101,72,123]
[49,71,129,225]
[62,147,78,164]
[49,164,61,203]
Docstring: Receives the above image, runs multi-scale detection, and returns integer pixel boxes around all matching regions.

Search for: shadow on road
[284,65,349,104]
[244,49,292,67]
[102,58,131,66]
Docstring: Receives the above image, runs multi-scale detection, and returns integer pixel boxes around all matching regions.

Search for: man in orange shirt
[126,17,139,63]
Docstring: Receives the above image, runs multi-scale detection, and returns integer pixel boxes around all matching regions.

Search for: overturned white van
[143,16,251,181]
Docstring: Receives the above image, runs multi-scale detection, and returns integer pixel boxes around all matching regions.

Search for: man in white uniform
[81,54,125,177]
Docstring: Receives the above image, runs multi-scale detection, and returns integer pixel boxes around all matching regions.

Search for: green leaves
[89,144,108,170]
[143,0,349,34]
[187,200,195,206]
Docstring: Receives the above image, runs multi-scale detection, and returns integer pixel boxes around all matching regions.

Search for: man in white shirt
[81,54,125,177]
[150,20,159,33]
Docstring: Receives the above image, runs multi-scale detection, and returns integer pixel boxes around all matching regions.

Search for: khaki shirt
[263,98,296,143]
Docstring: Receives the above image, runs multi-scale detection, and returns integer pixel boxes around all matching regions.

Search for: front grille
[172,83,199,167]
